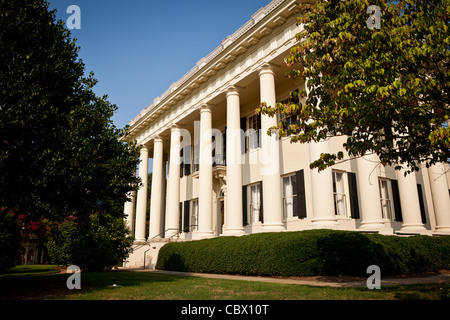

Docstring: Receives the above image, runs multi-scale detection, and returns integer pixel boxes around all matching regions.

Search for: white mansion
[122,0,450,268]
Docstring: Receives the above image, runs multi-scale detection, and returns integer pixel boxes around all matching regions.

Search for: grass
[0,265,62,278]
[0,265,448,301]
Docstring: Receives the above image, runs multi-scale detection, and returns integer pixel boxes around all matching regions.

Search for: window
[193,143,199,173]
[332,171,347,217]
[379,179,393,221]
[277,89,300,136]
[191,199,198,231]
[213,130,226,166]
[249,183,262,223]
[248,114,260,150]
[282,174,298,219]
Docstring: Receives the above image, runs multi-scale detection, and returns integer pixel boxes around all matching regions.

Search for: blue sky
[48,0,272,129]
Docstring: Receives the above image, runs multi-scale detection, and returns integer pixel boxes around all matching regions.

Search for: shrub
[156,230,450,277]
[47,214,133,271]
[0,210,21,272]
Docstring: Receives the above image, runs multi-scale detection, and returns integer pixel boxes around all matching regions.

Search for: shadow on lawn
[0,268,179,300]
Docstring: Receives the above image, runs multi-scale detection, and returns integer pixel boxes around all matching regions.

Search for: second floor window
[193,143,199,173]
[248,114,260,150]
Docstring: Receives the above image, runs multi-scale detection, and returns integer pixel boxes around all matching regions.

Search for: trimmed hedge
[156,230,450,277]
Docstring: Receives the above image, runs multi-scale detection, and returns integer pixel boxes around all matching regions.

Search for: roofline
[123,0,302,142]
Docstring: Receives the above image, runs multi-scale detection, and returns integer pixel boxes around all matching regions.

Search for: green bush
[47,214,133,271]
[156,230,450,277]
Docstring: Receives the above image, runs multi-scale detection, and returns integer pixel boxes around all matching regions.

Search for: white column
[135,145,149,242]
[303,75,337,227]
[258,64,284,232]
[397,167,426,232]
[124,190,136,234]
[428,163,450,233]
[165,126,181,238]
[149,137,164,240]
[356,153,385,229]
[309,140,339,227]
[224,87,245,236]
[197,105,214,238]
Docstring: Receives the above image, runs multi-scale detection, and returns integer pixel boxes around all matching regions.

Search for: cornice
[124,0,302,142]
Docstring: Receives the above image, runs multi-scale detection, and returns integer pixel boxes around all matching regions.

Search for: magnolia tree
[0,0,140,270]
[257,0,449,173]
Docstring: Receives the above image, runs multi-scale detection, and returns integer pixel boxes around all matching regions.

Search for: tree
[257,0,449,173]
[0,209,21,271]
[0,0,140,220]
[0,0,140,269]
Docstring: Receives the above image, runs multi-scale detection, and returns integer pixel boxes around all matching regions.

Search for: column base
[434,225,450,234]
[397,223,432,235]
[133,239,148,245]
[310,217,339,229]
[262,224,285,233]
[222,228,246,237]
[359,220,386,230]
[147,236,164,242]
[358,221,393,235]
[194,231,215,240]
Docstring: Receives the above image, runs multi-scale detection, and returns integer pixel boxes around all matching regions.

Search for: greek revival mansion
[121,0,450,268]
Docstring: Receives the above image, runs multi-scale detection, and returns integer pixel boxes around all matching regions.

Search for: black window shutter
[242,185,248,226]
[391,179,403,222]
[183,201,190,232]
[240,117,247,154]
[417,184,427,224]
[347,172,360,219]
[223,128,227,165]
[259,181,264,223]
[295,170,307,219]
[179,202,183,232]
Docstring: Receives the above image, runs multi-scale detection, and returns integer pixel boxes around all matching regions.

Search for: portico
[122,0,450,268]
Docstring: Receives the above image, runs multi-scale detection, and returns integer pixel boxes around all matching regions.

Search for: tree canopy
[0,0,140,222]
[258,0,450,173]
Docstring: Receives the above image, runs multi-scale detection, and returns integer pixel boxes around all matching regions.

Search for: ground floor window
[332,171,348,217]
[379,178,393,221]
[249,183,262,223]
[191,199,198,231]
[282,174,298,219]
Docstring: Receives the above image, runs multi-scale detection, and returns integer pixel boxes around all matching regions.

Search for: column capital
[258,62,279,77]
[170,123,184,132]
[199,104,213,114]
[153,135,163,143]
[225,85,243,97]
[140,144,149,152]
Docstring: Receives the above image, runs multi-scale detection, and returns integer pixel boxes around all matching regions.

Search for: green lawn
[0,265,448,300]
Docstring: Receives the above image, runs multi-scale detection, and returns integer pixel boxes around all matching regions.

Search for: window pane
[336,172,344,194]
[332,171,347,216]
[250,184,261,222]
